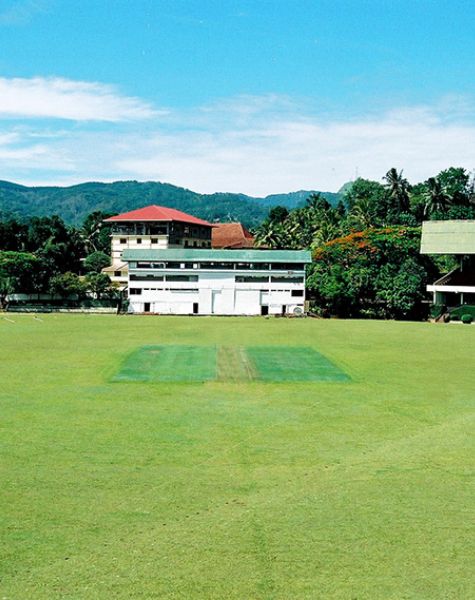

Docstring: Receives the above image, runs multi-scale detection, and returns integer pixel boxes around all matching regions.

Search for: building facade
[122,248,311,316]
[102,205,214,287]
[420,219,475,306]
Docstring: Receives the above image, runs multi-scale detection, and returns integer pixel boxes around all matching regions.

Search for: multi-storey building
[102,205,214,286]
[122,248,311,316]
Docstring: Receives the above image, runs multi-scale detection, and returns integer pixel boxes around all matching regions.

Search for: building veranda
[421,220,475,308]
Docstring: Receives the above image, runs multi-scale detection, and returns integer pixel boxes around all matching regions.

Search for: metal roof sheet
[122,248,312,263]
[420,220,475,254]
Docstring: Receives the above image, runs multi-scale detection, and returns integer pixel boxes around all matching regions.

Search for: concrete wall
[112,235,171,264]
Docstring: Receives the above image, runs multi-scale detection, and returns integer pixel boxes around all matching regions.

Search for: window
[114,271,122,277]
[291,289,304,297]
[184,240,189,247]
[235,275,269,283]
[151,238,158,244]
[165,275,199,282]
[234,262,268,270]
[136,238,142,244]
[130,274,164,281]
[149,225,167,235]
[129,288,142,295]
[137,262,151,268]
[203,262,231,270]
[120,238,127,244]
[271,263,305,271]
[271,276,304,283]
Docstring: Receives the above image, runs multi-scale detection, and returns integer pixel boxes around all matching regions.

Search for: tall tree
[81,211,113,255]
[424,177,450,217]
[383,168,411,213]
[344,178,386,226]
[254,220,289,249]
[436,167,470,206]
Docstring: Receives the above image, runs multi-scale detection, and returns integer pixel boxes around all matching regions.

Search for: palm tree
[423,177,450,217]
[305,193,331,212]
[383,168,411,213]
[254,220,287,249]
[80,211,110,254]
[348,196,378,229]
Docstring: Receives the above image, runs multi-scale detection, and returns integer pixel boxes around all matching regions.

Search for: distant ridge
[0,180,341,228]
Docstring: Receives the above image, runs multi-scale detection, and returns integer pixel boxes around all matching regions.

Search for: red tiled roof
[104,205,213,227]
[212,222,255,249]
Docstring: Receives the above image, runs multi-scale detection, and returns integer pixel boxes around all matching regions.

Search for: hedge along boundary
[449,305,475,321]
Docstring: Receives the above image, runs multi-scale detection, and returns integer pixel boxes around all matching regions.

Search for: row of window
[130,274,304,283]
[117,238,211,248]
[235,276,304,283]
[112,225,168,235]
[184,241,211,248]
[130,288,304,297]
[131,288,199,293]
[131,261,305,271]
[130,274,199,282]
[113,225,211,237]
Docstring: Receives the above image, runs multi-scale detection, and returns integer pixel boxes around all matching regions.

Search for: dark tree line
[0,211,115,307]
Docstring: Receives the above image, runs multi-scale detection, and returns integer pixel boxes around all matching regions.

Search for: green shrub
[430,304,445,319]
[450,305,475,319]
[461,314,473,324]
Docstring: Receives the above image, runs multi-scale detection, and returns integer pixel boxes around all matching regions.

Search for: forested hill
[0,180,340,228]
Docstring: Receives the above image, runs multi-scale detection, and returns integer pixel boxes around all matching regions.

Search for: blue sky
[0,0,474,194]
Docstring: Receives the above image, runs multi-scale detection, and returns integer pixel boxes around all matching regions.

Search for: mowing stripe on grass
[113,345,217,382]
[246,346,350,382]
[217,346,257,381]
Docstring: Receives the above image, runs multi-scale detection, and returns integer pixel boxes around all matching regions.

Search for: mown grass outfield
[1,315,474,599]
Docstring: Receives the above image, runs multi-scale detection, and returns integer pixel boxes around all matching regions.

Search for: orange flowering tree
[307,227,437,319]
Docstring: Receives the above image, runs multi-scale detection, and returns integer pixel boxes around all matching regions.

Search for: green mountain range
[0,180,341,228]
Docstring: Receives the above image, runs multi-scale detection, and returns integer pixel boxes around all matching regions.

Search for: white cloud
[0,77,160,121]
[1,93,475,194]
[0,0,50,25]
[112,96,475,194]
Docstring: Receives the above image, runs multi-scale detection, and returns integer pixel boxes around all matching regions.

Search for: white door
[212,290,223,314]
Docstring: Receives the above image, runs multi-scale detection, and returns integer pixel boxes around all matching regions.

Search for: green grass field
[1,315,474,599]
